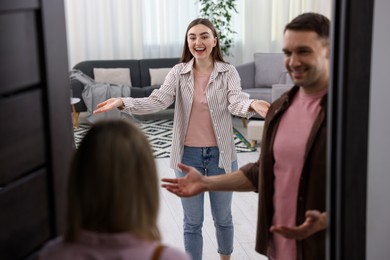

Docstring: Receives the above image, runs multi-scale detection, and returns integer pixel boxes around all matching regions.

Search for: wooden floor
[76,114,267,259]
[156,117,268,260]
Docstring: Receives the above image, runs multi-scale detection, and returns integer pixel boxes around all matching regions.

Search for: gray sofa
[71,54,293,120]
[236,52,294,103]
[71,57,180,113]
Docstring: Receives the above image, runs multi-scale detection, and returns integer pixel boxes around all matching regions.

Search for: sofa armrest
[236,62,255,90]
[271,84,294,102]
[278,71,294,84]
[70,78,88,112]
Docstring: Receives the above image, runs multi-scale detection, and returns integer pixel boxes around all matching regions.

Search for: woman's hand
[250,100,270,118]
[93,98,124,114]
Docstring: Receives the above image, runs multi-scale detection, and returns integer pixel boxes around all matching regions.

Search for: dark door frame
[328,0,374,259]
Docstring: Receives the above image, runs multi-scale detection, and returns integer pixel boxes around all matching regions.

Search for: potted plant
[198,0,238,57]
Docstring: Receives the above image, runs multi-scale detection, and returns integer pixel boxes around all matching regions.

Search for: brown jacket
[241,86,327,260]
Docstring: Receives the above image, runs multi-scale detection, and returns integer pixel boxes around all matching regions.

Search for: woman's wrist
[118,98,125,110]
[249,99,257,112]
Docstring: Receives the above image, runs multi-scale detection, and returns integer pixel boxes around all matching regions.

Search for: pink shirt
[184,69,217,147]
[270,88,326,260]
[38,230,190,260]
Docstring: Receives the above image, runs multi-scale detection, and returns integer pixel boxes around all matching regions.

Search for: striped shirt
[122,58,255,173]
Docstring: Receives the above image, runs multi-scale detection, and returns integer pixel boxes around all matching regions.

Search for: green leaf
[198,0,238,57]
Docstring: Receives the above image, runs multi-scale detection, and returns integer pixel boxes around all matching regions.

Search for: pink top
[270,88,326,260]
[38,230,190,260]
[184,69,217,147]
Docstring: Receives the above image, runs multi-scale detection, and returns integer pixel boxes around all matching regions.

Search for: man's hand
[161,163,207,197]
[93,98,123,114]
[250,100,270,118]
[270,210,327,240]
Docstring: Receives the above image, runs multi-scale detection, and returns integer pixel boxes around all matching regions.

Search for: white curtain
[231,0,332,64]
[64,0,332,68]
[64,0,199,68]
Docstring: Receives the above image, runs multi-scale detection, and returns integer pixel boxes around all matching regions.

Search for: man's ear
[326,44,330,60]
[324,41,331,59]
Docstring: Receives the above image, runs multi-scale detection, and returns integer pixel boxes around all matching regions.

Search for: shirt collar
[180,58,230,75]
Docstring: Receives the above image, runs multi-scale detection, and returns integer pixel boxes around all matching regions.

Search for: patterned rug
[74,119,256,158]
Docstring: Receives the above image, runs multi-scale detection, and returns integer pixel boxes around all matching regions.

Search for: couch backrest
[254,53,287,88]
[139,58,180,86]
[73,59,142,87]
[73,58,180,88]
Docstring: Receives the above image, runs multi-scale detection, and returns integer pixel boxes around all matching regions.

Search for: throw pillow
[149,68,171,85]
[93,68,132,86]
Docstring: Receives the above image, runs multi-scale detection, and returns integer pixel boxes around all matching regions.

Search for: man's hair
[284,12,330,40]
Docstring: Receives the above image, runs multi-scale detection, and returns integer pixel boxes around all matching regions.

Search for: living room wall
[64,0,331,68]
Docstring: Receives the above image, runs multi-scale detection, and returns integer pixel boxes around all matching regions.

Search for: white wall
[366,0,390,258]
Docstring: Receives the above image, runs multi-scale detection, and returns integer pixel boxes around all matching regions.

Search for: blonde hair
[65,119,160,241]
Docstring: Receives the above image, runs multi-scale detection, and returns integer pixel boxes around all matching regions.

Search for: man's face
[282,30,330,93]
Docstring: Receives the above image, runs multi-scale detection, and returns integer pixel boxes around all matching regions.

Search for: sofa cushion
[93,68,132,86]
[139,58,179,86]
[149,68,171,85]
[254,53,286,88]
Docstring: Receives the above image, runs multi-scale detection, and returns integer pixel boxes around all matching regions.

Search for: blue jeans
[175,146,238,260]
